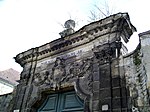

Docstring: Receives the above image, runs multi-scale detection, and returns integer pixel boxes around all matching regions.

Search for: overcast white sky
[0,0,150,72]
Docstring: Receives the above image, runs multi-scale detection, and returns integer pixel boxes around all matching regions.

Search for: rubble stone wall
[123,31,150,112]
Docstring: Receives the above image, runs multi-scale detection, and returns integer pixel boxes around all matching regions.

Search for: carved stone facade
[9,13,150,112]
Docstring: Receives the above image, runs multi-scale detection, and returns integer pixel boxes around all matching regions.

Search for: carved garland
[32,57,92,88]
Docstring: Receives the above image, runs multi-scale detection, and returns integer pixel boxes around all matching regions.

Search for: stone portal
[11,13,137,112]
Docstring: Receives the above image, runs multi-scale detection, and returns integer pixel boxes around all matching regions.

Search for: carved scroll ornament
[31,57,93,111]
[33,57,92,87]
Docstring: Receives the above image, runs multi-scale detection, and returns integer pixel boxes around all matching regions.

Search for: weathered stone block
[111,60,119,77]
[93,81,100,92]
[121,87,128,97]
[121,97,128,108]
[112,98,121,109]
[100,88,111,100]
[112,87,121,98]
[120,78,126,87]
[93,111,99,112]
[112,77,120,87]
[112,109,121,112]
[121,108,129,112]
[100,69,110,80]
[100,79,110,88]
[92,100,100,111]
[93,72,100,81]
[93,91,99,100]
[93,63,99,72]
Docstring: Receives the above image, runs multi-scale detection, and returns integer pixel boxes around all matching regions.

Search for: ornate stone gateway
[11,13,137,112]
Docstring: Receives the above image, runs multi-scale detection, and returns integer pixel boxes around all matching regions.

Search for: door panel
[60,92,83,112]
[37,91,83,112]
[38,94,58,112]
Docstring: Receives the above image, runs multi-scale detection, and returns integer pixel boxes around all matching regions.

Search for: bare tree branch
[89,0,116,22]
[94,4,107,17]
[57,22,65,28]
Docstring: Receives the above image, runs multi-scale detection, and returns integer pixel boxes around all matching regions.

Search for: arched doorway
[37,91,84,112]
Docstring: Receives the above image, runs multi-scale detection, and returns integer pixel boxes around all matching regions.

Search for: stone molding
[14,13,136,67]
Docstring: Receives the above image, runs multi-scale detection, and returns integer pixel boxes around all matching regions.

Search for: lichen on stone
[133,51,141,66]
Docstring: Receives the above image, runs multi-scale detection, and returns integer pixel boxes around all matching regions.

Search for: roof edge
[138,30,150,37]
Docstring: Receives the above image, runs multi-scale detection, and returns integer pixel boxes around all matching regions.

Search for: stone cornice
[14,13,136,67]
[139,30,150,37]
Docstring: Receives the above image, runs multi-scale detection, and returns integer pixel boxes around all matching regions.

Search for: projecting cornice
[14,12,136,67]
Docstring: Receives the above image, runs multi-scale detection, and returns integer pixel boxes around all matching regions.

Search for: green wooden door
[38,91,83,112]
